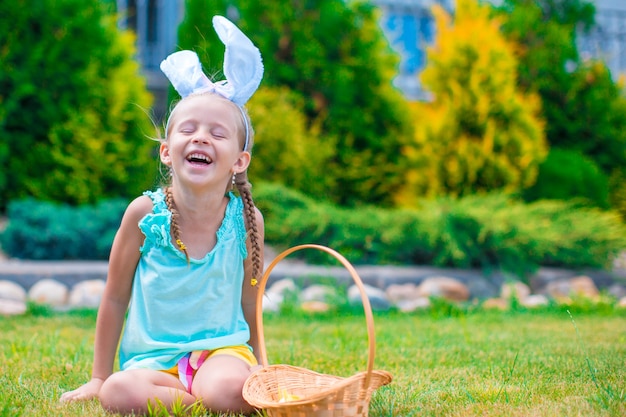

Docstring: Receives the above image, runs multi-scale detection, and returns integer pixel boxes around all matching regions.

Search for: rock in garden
[501,281,531,300]
[385,283,420,304]
[0,280,27,302]
[28,279,69,307]
[482,298,508,311]
[545,275,599,299]
[262,278,298,312]
[465,277,498,299]
[521,294,549,308]
[300,284,337,303]
[608,283,626,299]
[348,284,391,311]
[417,276,470,302]
[0,299,27,316]
[262,292,283,313]
[301,300,331,313]
[569,276,600,298]
[395,297,430,313]
[68,279,106,308]
[267,278,297,297]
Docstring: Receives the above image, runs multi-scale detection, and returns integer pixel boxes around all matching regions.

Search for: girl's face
[160,94,250,190]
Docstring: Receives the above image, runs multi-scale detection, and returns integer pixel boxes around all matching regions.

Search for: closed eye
[178,122,197,134]
[211,130,227,139]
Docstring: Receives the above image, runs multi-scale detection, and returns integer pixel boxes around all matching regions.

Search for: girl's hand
[59,378,104,403]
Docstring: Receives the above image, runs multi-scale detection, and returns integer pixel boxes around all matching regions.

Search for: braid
[234,171,262,285]
[165,186,190,264]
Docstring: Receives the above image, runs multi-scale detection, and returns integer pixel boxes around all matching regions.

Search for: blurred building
[374,0,626,100]
[373,0,453,100]
[116,0,626,112]
[115,0,182,118]
[578,0,626,79]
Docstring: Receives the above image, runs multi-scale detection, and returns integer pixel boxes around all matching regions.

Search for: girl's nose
[192,134,210,144]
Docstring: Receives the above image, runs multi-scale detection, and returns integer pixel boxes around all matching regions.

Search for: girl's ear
[160,142,172,166]
[233,151,251,174]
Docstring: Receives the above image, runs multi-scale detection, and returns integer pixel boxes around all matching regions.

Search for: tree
[397,0,546,205]
[0,0,156,208]
[523,148,609,208]
[246,86,336,200]
[177,0,414,207]
[176,0,229,78]
[495,0,626,212]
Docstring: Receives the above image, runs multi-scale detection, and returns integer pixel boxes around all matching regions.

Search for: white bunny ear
[160,17,263,105]
[159,50,214,98]
[212,15,264,106]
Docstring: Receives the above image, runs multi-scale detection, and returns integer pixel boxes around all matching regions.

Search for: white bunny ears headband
[160,15,264,150]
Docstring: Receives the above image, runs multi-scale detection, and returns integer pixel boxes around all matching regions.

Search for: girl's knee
[99,372,144,413]
[197,372,246,398]
[100,369,192,414]
[195,373,251,413]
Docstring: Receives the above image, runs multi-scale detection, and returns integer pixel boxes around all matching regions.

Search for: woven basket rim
[244,365,393,409]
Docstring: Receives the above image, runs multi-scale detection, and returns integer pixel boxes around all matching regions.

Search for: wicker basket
[243,244,393,417]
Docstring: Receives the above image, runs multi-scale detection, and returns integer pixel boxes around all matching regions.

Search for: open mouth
[186,153,212,166]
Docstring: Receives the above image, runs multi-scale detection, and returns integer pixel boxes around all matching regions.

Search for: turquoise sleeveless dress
[118,188,250,371]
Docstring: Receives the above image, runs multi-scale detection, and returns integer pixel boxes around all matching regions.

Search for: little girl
[60,16,265,415]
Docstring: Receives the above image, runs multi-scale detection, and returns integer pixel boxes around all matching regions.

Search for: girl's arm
[60,195,152,402]
[241,207,265,365]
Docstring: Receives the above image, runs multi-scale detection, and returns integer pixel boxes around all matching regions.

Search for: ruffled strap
[220,193,249,259]
[144,189,168,213]
[139,189,173,251]
[138,190,247,260]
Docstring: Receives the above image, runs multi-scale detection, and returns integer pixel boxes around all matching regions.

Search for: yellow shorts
[162,345,257,391]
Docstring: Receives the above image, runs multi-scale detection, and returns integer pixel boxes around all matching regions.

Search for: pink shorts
[162,345,257,392]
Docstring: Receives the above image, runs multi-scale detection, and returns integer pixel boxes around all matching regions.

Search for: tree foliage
[246,87,335,200]
[0,0,156,208]
[523,148,609,208]
[398,0,546,205]
[177,0,413,206]
[495,0,626,211]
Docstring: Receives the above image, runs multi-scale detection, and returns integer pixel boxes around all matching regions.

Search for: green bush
[0,0,156,209]
[609,167,626,221]
[3,185,624,282]
[523,148,610,208]
[255,183,626,279]
[0,198,128,260]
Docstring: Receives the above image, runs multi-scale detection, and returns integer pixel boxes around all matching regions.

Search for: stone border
[1,257,625,297]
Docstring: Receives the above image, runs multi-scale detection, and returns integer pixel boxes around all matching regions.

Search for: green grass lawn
[1,305,625,417]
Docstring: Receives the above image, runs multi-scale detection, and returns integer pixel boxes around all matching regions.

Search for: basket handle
[254,244,377,385]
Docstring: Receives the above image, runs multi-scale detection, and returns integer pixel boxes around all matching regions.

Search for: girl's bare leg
[191,354,254,414]
[99,369,195,415]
